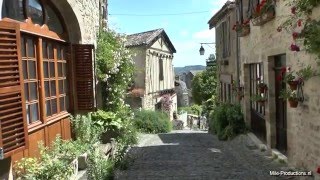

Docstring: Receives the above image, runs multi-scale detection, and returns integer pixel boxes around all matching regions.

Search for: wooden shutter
[0,21,28,159]
[159,58,164,81]
[73,44,95,111]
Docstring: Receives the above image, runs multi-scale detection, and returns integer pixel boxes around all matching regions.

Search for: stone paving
[114,129,313,180]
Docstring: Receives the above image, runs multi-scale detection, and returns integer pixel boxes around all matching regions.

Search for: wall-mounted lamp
[199,43,216,56]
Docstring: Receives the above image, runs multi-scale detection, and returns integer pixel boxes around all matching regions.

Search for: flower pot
[288,80,299,90]
[288,99,298,108]
[252,7,275,26]
[238,26,250,37]
[69,158,78,180]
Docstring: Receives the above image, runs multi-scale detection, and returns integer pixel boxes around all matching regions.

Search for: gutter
[235,2,241,101]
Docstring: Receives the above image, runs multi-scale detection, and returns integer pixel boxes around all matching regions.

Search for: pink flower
[297,19,302,27]
[292,32,299,39]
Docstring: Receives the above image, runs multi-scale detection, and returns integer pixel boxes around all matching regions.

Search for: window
[21,36,40,124]
[2,0,25,21]
[250,63,265,115]
[221,17,231,59]
[2,0,64,34]
[247,0,260,19]
[27,0,44,25]
[21,34,69,126]
[159,58,164,81]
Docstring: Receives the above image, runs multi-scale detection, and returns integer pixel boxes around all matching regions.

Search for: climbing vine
[277,0,320,79]
[96,28,135,112]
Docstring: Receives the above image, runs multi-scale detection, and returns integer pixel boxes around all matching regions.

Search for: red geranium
[290,44,300,51]
[292,32,299,39]
[297,19,302,27]
[291,6,296,14]
[317,166,320,174]
[277,26,282,32]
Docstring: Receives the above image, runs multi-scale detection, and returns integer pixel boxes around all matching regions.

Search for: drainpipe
[235,3,241,102]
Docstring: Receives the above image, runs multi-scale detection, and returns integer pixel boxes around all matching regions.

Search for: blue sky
[108,0,228,67]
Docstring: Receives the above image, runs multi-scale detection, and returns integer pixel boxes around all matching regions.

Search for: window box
[251,6,275,26]
[237,25,250,37]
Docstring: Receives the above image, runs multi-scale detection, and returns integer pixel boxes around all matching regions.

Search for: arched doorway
[0,0,95,165]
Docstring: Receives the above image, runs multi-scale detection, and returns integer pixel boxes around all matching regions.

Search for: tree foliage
[191,66,218,105]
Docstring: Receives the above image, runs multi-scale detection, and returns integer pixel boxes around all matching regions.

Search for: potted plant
[279,89,299,108]
[257,82,268,93]
[250,94,268,106]
[251,0,275,26]
[233,19,251,37]
[282,71,300,90]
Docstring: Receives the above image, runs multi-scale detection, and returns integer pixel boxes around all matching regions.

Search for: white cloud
[179,30,189,37]
[210,0,230,15]
[192,29,215,42]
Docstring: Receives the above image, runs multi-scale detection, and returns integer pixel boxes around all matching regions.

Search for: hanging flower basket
[238,25,250,37]
[288,99,299,108]
[288,80,299,90]
[252,7,275,26]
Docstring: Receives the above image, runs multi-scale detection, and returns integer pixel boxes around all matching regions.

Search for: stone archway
[50,1,82,43]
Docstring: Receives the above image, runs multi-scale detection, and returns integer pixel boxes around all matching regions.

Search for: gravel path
[114,129,311,180]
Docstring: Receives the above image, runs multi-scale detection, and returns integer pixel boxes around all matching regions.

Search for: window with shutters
[20,34,70,126]
[221,17,231,59]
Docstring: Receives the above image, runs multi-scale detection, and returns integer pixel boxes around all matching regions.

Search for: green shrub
[133,110,172,133]
[87,146,114,180]
[71,113,103,145]
[209,103,246,140]
[14,136,85,180]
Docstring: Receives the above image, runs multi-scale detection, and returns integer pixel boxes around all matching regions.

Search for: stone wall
[239,1,320,175]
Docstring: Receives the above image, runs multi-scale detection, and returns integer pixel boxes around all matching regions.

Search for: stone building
[209,0,320,176]
[0,0,105,178]
[125,28,177,120]
[208,0,239,104]
[174,79,189,107]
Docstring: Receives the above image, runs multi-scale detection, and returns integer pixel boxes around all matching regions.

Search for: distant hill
[174,65,206,75]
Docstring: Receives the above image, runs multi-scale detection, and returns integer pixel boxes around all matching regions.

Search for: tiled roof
[125,28,176,53]
[126,28,163,47]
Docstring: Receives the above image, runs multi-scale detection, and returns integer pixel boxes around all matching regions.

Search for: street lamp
[199,43,215,56]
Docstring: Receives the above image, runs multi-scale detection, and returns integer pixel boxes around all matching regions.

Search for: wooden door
[274,55,287,155]
[249,63,266,143]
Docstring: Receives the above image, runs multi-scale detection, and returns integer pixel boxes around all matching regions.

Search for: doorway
[274,55,287,155]
[249,63,266,143]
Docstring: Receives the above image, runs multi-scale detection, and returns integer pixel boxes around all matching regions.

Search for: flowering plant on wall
[96,28,136,112]
[232,20,251,36]
[279,89,299,108]
[161,94,173,114]
[252,0,275,18]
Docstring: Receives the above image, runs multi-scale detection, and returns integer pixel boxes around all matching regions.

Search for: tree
[191,65,218,105]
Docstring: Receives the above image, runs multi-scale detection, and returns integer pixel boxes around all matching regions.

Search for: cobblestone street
[114,130,310,180]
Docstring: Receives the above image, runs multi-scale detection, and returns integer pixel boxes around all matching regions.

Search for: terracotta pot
[288,80,299,90]
[288,99,298,108]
